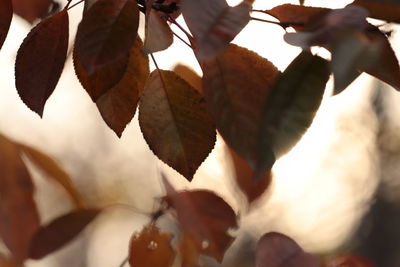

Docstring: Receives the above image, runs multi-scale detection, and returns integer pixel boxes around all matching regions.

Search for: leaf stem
[118,257,128,267]
[67,0,84,10]
[167,15,195,46]
[250,16,303,29]
[171,30,193,49]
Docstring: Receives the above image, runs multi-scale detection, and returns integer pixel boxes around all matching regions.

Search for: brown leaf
[179,234,202,267]
[227,147,272,203]
[350,0,400,23]
[266,4,330,31]
[0,0,12,49]
[0,255,19,267]
[129,224,176,267]
[29,209,100,259]
[162,177,237,262]
[326,255,375,267]
[202,44,280,171]
[12,0,53,23]
[143,0,173,54]
[172,64,202,93]
[139,70,216,180]
[74,0,139,77]
[0,134,40,263]
[17,143,84,209]
[15,9,69,117]
[182,0,251,60]
[256,232,320,267]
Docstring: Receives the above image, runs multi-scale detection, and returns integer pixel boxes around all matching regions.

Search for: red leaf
[15,9,69,116]
[256,232,320,267]
[0,134,40,263]
[129,224,176,267]
[74,0,139,77]
[350,0,400,23]
[326,254,375,267]
[182,0,251,60]
[0,0,12,49]
[162,177,237,262]
[29,209,100,259]
[12,0,53,23]
[139,70,216,180]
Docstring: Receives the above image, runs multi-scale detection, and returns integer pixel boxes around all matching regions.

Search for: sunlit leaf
[12,0,54,23]
[29,209,100,259]
[129,224,175,267]
[182,0,251,60]
[202,44,280,171]
[257,51,329,173]
[17,143,84,209]
[139,70,216,180]
[0,134,40,263]
[15,9,69,117]
[227,147,272,203]
[143,0,173,54]
[162,176,237,262]
[350,0,400,23]
[74,0,139,77]
[172,64,202,93]
[256,232,320,267]
[0,0,12,50]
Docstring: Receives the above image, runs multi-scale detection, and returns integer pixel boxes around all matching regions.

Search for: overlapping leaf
[182,0,251,60]
[326,255,375,267]
[0,134,40,263]
[143,0,173,54]
[74,0,139,79]
[162,177,237,262]
[172,64,202,93]
[29,209,100,259]
[75,37,149,136]
[129,224,176,267]
[256,232,320,267]
[15,9,69,116]
[139,70,216,180]
[17,143,84,209]
[12,0,54,23]
[202,44,280,171]
[0,0,12,50]
[350,0,400,23]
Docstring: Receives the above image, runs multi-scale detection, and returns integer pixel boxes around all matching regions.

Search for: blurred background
[1,0,400,266]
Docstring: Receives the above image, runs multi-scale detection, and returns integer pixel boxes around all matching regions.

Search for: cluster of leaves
[1,0,400,265]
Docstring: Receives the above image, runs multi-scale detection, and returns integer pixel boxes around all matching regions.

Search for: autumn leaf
[15,9,69,117]
[139,70,216,180]
[179,234,202,267]
[12,0,54,23]
[202,44,280,171]
[0,0,12,50]
[29,209,101,259]
[162,177,237,262]
[129,224,176,267]
[256,51,329,173]
[326,254,375,267]
[182,0,251,60]
[0,255,19,267]
[227,147,272,203]
[0,134,40,263]
[143,0,173,54]
[256,232,320,267]
[74,0,139,78]
[17,143,84,209]
[172,64,202,93]
[350,0,400,23]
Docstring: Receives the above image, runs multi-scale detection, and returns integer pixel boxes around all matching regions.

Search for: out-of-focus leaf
[350,0,400,23]
[0,134,40,263]
[29,209,100,259]
[15,9,69,117]
[266,4,330,31]
[139,70,216,180]
[129,224,175,267]
[256,232,320,267]
[202,44,280,171]
[257,51,329,172]
[143,0,173,54]
[326,254,375,267]
[227,147,272,203]
[17,143,84,209]
[172,64,202,93]
[74,0,139,77]
[162,176,237,262]
[0,255,19,267]
[179,234,202,267]
[77,37,149,137]
[299,0,304,5]
[0,0,12,50]
[12,0,53,23]
[182,0,251,60]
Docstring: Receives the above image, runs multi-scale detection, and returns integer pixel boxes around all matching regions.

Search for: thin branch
[167,15,195,45]
[67,0,84,10]
[118,257,128,267]
[171,30,192,49]
[250,16,304,29]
